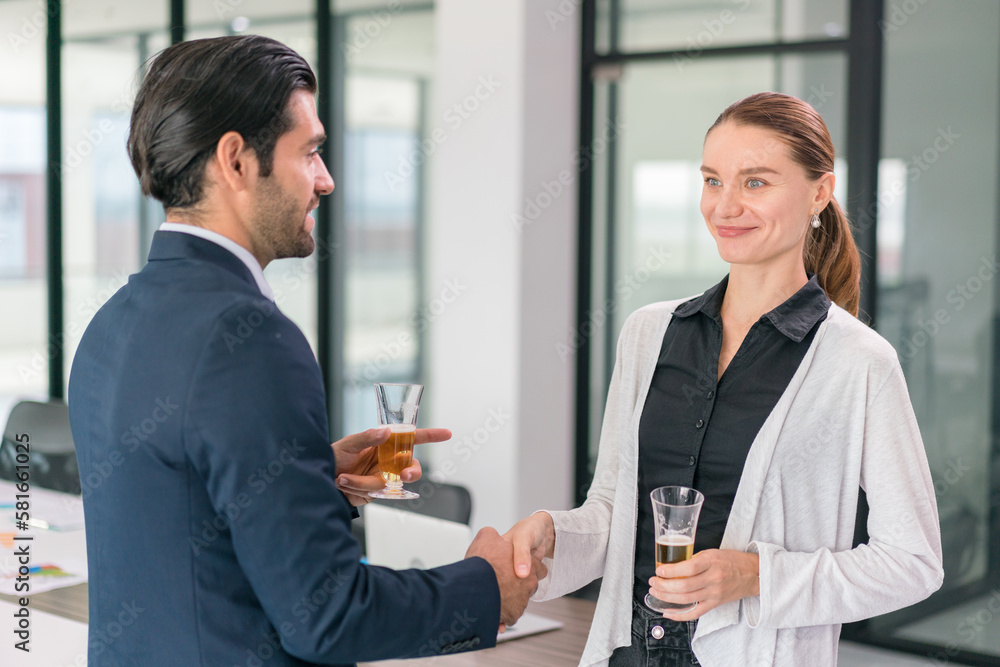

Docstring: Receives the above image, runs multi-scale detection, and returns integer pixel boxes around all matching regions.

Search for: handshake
[464,512,556,628]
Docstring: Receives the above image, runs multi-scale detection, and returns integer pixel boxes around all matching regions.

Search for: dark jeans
[608,599,700,667]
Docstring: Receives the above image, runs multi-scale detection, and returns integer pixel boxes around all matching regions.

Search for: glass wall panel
[0,1,50,409]
[870,1,1000,659]
[339,5,433,435]
[61,1,170,395]
[596,0,848,55]
[588,53,846,463]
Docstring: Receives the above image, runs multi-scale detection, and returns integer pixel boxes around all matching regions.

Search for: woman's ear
[813,171,835,211]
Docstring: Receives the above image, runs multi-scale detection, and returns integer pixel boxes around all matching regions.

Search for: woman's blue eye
[747,178,764,189]
[705,177,721,187]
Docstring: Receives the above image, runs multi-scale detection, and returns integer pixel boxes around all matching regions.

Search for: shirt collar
[158,222,275,301]
[673,274,831,342]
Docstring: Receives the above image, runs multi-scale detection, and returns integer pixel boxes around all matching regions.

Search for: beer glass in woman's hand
[645,486,704,613]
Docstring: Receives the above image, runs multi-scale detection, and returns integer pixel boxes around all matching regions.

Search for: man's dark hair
[127,35,317,210]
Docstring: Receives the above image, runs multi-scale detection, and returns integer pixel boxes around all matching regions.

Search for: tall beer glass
[368,383,423,500]
[644,485,704,614]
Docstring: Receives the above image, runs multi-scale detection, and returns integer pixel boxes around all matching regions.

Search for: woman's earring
[810,210,821,229]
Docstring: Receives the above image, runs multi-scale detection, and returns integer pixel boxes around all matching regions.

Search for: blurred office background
[0,0,998,663]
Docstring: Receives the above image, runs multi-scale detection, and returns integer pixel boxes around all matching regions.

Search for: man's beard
[252,177,316,262]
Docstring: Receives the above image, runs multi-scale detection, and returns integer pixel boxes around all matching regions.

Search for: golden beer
[655,535,694,568]
[378,424,415,483]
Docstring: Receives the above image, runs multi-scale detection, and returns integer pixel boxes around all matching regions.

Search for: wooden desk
[9,586,595,666]
[0,582,89,623]
[360,596,596,667]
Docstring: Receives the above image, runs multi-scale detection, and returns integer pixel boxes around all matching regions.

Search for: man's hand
[331,427,451,506]
[647,549,759,620]
[465,527,545,629]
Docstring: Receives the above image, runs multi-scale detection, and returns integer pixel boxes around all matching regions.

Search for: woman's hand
[331,427,451,506]
[503,512,556,579]
[648,549,759,620]
[498,512,555,633]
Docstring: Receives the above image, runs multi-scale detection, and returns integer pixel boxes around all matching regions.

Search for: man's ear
[212,131,257,193]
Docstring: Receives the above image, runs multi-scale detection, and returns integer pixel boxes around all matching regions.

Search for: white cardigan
[534,299,944,667]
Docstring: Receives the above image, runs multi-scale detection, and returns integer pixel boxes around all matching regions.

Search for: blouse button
[706,390,715,399]
[651,625,665,640]
[688,455,696,466]
[695,419,704,429]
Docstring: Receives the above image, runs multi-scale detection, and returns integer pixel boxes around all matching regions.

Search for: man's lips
[716,225,756,238]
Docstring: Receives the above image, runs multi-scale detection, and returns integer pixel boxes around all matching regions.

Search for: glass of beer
[644,485,704,614]
[368,383,423,500]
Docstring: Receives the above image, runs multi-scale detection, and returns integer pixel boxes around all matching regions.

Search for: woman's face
[700,122,832,272]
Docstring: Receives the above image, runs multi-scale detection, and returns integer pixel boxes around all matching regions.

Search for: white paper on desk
[0,559,88,596]
[0,598,88,666]
[496,612,563,643]
[0,484,86,532]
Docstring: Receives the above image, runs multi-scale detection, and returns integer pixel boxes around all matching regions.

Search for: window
[0,1,50,407]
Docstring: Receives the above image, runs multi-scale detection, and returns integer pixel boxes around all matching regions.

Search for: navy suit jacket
[68,231,500,666]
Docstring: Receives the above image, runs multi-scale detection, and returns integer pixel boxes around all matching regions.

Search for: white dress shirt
[158,222,275,301]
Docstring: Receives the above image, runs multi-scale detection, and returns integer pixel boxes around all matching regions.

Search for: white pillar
[427,0,580,532]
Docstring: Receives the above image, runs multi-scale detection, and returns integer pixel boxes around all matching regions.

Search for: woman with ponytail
[502,93,942,666]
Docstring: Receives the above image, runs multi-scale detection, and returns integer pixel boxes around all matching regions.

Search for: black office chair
[0,400,81,495]
[371,480,472,524]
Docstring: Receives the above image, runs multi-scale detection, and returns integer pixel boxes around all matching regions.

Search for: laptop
[363,503,473,570]
[362,504,564,641]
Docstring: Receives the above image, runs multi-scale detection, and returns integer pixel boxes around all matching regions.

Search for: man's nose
[316,159,334,195]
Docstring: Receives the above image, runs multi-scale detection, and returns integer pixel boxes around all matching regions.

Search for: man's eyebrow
[304,133,327,148]
[700,165,780,176]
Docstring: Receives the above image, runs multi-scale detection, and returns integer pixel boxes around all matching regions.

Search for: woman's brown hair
[708,92,861,316]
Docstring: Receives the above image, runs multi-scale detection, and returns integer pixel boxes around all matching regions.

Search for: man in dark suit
[68,35,542,666]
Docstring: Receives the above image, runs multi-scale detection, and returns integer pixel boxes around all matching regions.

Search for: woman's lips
[716,226,756,238]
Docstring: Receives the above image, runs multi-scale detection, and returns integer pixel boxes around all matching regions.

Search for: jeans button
[651,625,665,639]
